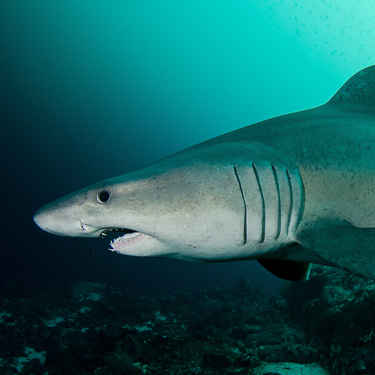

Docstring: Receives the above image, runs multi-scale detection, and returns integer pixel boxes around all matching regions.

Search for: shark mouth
[100,228,147,252]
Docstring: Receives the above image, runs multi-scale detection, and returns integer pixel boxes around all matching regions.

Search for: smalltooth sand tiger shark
[34,65,375,282]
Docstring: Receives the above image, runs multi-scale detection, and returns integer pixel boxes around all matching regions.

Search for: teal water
[1,0,375,294]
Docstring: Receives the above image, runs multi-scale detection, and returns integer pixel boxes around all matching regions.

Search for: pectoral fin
[296,219,375,280]
[257,259,312,281]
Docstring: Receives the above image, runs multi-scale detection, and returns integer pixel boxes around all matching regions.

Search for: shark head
[34,143,250,261]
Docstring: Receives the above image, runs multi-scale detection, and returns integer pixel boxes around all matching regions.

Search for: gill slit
[234,166,247,245]
[286,168,293,236]
[296,167,305,234]
[271,164,281,239]
[252,163,265,243]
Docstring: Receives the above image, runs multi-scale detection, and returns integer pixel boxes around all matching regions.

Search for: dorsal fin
[328,65,375,108]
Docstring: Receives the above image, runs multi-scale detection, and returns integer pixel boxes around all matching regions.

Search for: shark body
[34,66,375,281]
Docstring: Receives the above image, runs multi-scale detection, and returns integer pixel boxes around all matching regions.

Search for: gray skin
[34,65,375,281]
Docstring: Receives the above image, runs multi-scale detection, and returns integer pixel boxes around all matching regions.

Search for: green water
[2,0,375,293]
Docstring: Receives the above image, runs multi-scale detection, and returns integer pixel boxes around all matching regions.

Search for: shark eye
[97,190,111,203]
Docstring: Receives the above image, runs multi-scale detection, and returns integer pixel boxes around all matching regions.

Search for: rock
[285,265,375,375]
[253,362,330,375]
[202,353,232,368]
[0,280,326,374]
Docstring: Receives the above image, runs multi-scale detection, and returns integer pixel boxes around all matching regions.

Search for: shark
[34,65,375,282]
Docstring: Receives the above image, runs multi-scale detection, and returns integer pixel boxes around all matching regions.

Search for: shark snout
[33,206,90,237]
[33,208,50,232]
[33,207,65,236]
[33,209,43,228]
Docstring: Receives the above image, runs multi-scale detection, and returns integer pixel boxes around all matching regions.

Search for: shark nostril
[79,220,87,231]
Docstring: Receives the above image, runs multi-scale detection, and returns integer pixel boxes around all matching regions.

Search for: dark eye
[97,190,111,203]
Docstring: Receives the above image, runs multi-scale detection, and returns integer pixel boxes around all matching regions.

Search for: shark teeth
[109,232,146,251]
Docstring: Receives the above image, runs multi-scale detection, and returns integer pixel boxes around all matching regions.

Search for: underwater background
[1,0,375,296]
